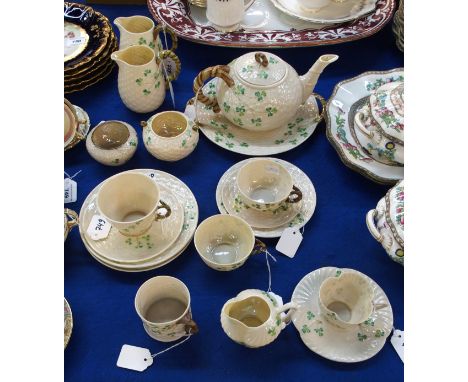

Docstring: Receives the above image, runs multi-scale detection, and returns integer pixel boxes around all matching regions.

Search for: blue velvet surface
[64,2,404,380]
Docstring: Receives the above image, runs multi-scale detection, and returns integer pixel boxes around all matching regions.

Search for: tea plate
[326,69,404,184]
[81,184,184,264]
[79,169,199,272]
[291,267,393,363]
[271,0,377,24]
[185,79,320,156]
[64,298,73,349]
[216,158,316,238]
[221,168,302,229]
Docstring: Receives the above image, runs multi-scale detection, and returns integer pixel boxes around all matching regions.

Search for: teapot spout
[299,54,339,104]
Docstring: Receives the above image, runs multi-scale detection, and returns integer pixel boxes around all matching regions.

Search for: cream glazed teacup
[237,158,302,212]
[318,271,387,339]
[141,111,199,162]
[96,172,171,236]
[135,276,198,342]
[194,215,266,271]
[206,0,255,32]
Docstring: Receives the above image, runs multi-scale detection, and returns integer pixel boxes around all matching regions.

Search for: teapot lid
[234,52,287,87]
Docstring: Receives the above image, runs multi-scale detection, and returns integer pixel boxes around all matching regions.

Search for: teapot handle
[277,302,298,325]
[193,65,234,113]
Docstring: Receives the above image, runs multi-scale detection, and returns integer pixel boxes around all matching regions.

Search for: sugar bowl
[86,120,138,166]
[366,180,404,265]
[141,111,199,161]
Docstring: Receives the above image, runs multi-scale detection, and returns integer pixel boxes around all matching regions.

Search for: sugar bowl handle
[366,210,383,243]
[277,302,298,325]
[193,65,234,113]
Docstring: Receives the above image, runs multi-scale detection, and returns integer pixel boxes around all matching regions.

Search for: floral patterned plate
[216,158,316,238]
[80,184,183,265]
[221,166,302,229]
[148,0,395,48]
[291,267,393,363]
[79,169,198,272]
[64,298,73,349]
[185,78,320,156]
[326,69,404,184]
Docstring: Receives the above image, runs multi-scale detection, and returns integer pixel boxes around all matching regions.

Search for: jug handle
[156,50,181,83]
[153,24,178,52]
[193,65,234,113]
[277,302,298,325]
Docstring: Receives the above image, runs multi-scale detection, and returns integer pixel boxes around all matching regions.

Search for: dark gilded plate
[64,2,112,71]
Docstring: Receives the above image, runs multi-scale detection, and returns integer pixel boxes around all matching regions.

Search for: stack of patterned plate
[215,158,316,238]
[392,0,404,52]
[64,2,117,94]
[78,169,198,272]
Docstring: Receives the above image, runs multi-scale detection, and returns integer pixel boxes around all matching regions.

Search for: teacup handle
[277,302,298,324]
[193,65,234,113]
[355,110,373,138]
[153,24,178,52]
[251,239,267,255]
[156,50,181,83]
[65,209,79,231]
[286,186,302,204]
[155,200,172,221]
[183,319,199,335]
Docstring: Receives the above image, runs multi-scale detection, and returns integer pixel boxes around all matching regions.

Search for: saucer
[79,169,199,272]
[326,69,404,184]
[291,267,393,363]
[221,167,302,229]
[65,105,90,151]
[185,78,321,156]
[64,298,73,349]
[81,184,184,265]
[271,0,377,24]
[216,158,316,238]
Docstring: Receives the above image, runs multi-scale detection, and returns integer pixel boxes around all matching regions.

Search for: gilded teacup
[194,215,266,271]
[135,276,198,342]
[96,172,171,237]
[237,159,302,212]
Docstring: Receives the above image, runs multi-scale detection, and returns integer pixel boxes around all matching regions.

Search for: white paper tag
[86,215,111,240]
[390,329,404,362]
[66,37,87,47]
[117,345,153,372]
[276,227,303,258]
[64,178,77,203]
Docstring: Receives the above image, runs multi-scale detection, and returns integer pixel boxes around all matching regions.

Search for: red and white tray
[148,0,396,48]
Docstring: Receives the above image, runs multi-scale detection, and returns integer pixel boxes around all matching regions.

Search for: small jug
[111,45,180,113]
[221,289,297,348]
[141,111,199,161]
[114,15,177,53]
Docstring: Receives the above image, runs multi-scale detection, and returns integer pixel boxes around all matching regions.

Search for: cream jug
[111,45,179,113]
[221,289,297,348]
[114,15,177,53]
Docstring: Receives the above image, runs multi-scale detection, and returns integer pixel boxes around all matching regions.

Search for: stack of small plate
[78,169,199,272]
[216,158,316,238]
[64,2,117,94]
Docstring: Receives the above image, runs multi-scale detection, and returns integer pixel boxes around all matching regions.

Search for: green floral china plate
[291,267,393,363]
[64,298,73,349]
[79,169,198,272]
[326,69,404,184]
[185,78,321,156]
[216,158,316,238]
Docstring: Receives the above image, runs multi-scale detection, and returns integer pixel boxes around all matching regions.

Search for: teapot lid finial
[234,52,287,87]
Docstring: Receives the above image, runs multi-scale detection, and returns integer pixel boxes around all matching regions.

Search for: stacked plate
[64,2,117,94]
[216,158,316,238]
[326,69,404,184]
[78,169,199,272]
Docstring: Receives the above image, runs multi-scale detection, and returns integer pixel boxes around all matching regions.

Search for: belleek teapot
[220,289,297,348]
[193,52,338,131]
